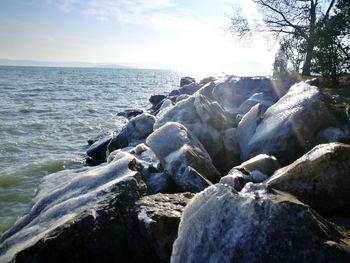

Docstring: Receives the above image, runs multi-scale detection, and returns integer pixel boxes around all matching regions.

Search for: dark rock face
[171,184,350,263]
[133,193,194,262]
[180,77,195,87]
[267,143,350,214]
[86,135,112,164]
[149,95,167,108]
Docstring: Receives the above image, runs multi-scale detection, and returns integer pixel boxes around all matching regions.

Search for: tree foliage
[230,0,337,75]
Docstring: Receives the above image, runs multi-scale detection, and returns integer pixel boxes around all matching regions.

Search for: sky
[0,0,277,76]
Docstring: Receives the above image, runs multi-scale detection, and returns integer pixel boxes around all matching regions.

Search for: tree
[312,0,350,85]
[230,0,337,76]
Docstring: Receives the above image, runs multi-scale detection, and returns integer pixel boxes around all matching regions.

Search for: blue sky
[0,0,277,75]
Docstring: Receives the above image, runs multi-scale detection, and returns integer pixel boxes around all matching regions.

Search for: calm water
[0,66,181,232]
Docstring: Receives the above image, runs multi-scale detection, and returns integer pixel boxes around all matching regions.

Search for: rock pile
[1,76,350,262]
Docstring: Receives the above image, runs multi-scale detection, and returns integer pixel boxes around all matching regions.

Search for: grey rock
[248,82,337,165]
[133,193,194,263]
[235,154,280,176]
[171,183,350,263]
[180,77,195,87]
[117,109,144,119]
[86,135,112,164]
[267,142,350,214]
[146,122,220,192]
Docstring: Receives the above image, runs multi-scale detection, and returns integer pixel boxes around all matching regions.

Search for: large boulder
[154,94,228,159]
[236,92,276,116]
[212,77,283,114]
[171,183,350,263]
[248,82,338,165]
[146,122,220,192]
[133,193,194,262]
[267,143,350,214]
[180,77,195,87]
[107,113,156,156]
[0,152,154,263]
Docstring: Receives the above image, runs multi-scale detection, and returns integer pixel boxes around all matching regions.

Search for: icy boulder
[154,94,228,159]
[212,77,283,114]
[171,183,350,263]
[248,82,337,165]
[267,143,350,214]
[236,92,276,116]
[146,122,220,192]
[0,152,148,263]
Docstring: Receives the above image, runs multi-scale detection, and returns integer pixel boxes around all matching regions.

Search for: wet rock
[117,109,144,119]
[146,122,220,192]
[0,152,153,263]
[134,193,194,262]
[267,142,350,214]
[171,183,350,263]
[180,77,195,87]
[248,82,337,165]
[86,135,112,164]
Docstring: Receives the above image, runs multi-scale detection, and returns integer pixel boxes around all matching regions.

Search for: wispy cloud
[46,0,79,12]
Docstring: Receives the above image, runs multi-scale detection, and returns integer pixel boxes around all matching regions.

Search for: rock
[142,172,173,194]
[199,76,216,86]
[117,109,144,119]
[236,104,262,160]
[149,95,167,108]
[267,142,350,214]
[316,127,349,144]
[180,77,195,87]
[236,92,276,115]
[0,152,155,263]
[133,193,194,262]
[212,77,282,114]
[86,135,112,164]
[146,122,220,192]
[219,169,246,191]
[178,83,202,95]
[250,170,269,183]
[107,113,156,156]
[194,81,216,101]
[171,183,350,263]
[235,154,280,176]
[305,78,320,86]
[154,94,228,159]
[175,94,190,103]
[248,82,338,165]
[158,99,173,112]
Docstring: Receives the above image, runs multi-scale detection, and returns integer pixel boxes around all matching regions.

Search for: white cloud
[46,0,78,12]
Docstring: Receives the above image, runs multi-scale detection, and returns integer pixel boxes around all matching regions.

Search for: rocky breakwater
[1,75,350,262]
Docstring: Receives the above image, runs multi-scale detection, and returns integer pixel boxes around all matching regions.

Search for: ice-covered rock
[178,83,202,95]
[86,134,112,164]
[175,94,190,103]
[212,77,283,114]
[236,104,262,160]
[267,143,350,214]
[133,192,194,262]
[180,76,195,87]
[171,183,350,263]
[194,81,215,101]
[117,108,144,119]
[107,113,156,156]
[149,94,167,108]
[236,92,276,115]
[219,169,246,191]
[235,154,280,176]
[0,152,149,263]
[154,94,228,159]
[146,122,220,192]
[248,82,337,165]
[158,99,173,112]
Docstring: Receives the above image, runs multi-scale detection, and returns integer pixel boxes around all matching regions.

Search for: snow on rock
[267,142,350,214]
[248,82,338,165]
[236,92,276,116]
[146,122,220,192]
[171,183,350,263]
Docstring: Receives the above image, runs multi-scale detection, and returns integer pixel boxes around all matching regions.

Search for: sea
[0,66,182,233]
